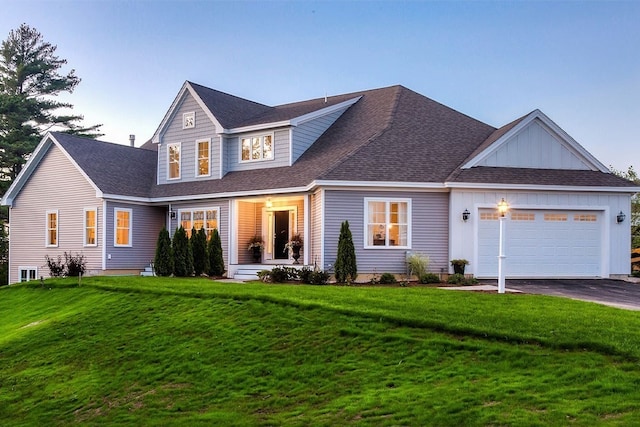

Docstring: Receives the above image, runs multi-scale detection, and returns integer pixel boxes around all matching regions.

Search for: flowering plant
[248,235,264,251]
[284,234,303,253]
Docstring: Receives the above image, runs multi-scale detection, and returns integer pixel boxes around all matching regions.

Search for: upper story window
[46,210,58,247]
[183,112,195,129]
[364,198,411,248]
[241,134,273,162]
[196,139,210,177]
[179,208,219,239]
[114,208,132,247]
[84,208,97,246]
[168,143,181,180]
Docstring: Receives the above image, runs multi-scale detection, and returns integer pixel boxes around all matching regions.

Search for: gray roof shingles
[51,83,637,200]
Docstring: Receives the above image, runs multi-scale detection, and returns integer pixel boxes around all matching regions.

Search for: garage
[476,209,603,278]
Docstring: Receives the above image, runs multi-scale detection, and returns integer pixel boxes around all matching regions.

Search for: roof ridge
[318,86,404,179]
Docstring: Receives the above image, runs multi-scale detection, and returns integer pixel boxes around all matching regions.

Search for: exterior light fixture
[497,198,510,294]
[266,198,273,208]
[462,209,470,222]
[617,211,626,223]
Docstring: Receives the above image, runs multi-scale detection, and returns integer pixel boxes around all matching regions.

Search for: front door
[274,211,289,260]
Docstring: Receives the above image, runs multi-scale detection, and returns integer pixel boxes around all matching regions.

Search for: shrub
[379,272,397,285]
[447,273,478,286]
[172,226,192,277]
[334,220,357,284]
[309,270,330,285]
[191,227,209,276]
[257,270,271,282]
[64,252,86,277]
[298,266,313,284]
[419,273,441,284]
[207,228,225,277]
[0,225,7,286]
[270,266,298,283]
[154,227,173,276]
[407,253,430,278]
[45,254,65,277]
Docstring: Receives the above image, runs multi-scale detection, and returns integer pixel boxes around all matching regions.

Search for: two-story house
[2,81,637,283]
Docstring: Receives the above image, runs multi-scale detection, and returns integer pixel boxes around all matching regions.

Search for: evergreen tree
[191,227,209,276]
[0,24,101,185]
[334,220,357,284]
[207,228,225,277]
[172,226,191,277]
[153,227,173,276]
[0,224,8,286]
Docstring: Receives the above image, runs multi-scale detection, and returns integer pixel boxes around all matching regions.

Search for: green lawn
[1,277,640,426]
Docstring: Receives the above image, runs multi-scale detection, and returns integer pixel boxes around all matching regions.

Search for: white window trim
[45,209,59,247]
[177,207,220,237]
[19,266,38,282]
[195,138,211,177]
[167,142,181,180]
[83,207,98,247]
[239,132,275,163]
[363,198,412,249]
[114,208,133,247]
[182,111,195,129]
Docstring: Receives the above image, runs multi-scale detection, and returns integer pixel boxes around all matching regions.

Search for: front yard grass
[1,276,639,425]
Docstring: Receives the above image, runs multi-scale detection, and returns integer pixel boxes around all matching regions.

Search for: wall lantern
[169,210,177,220]
[462,209,470,222]
[266,198,273,208]
[497,198,509,218]
[617,211,626,224]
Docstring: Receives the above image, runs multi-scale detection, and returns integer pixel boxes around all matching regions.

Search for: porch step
[234,267,263,281]
[140,264,155,277]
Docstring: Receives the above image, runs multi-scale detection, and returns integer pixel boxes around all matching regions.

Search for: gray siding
[291,107,348,163]
[9,144,103,282]
[323,190,449,274]
[158,92,220,182]
[105,202,165,270]
[224,128,290,174]
[168,199,230,268]
[310,190,323,268]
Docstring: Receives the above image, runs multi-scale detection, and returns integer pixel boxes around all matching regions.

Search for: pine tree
[208,228,225,277]
[172,226,191,277]
[153,227,173,276]
[0,224,8,286]
[191,227,209,276]
[334,220,357,284]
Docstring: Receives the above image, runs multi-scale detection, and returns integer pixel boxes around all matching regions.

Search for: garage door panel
[477,209,602,278]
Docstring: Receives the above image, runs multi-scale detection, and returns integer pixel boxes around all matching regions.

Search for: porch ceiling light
[617,211,626,223]
[462,209,470,222]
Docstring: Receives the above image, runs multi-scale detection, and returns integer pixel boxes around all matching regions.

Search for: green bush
[191,227,209,276]
[309,270,330,285]
[298,266,313,284]
[64,252,86,277]
[172,226,192,277]
[447,273,478,286]
[419,273,441,284]
[407,253,430,278]
[379,272,397,284]
[334,220,357,284]
[266,266,299,283]
[154,227,173,276]
[207,229,225,277]
[45,255,65,277]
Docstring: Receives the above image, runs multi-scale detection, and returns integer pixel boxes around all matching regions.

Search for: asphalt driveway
[504,279,640,311]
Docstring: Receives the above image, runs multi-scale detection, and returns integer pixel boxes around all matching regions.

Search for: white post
[498,215,506,293]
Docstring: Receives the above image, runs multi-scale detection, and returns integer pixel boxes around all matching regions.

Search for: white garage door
[477,209,602,278]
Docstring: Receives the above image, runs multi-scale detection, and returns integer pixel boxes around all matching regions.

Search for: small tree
[172,226,192,277]
[207,228,225,277]
[334,220,357,284]
[191,227,209,276]
[154,227,173,276]
[0,225,7,286]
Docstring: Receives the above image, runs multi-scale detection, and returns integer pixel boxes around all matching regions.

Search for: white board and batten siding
[323,190,449,274]
[291,108,348,163]
[449,190,631,278]
[9,144,103,282]
[157,92,220,183]
[105,202,165,270]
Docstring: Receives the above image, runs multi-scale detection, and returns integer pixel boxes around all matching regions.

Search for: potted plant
[284,233,303,264]
[248,235,264,263]
[450,259,469,275]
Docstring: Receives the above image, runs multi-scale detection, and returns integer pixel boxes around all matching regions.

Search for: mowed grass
[1,277,640,426]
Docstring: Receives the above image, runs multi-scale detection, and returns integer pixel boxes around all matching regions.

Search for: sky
[1,0,639,172]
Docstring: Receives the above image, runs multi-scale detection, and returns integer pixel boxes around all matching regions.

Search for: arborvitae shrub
[207,228,225,276]
[173,226,191,277]
[334,220,357,284]
[191,227,209,276]
[154,227,173,276]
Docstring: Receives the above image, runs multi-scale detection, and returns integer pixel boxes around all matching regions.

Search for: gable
[462,110,608,172]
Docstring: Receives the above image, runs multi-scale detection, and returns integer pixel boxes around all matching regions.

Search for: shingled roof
[34,84,637,202]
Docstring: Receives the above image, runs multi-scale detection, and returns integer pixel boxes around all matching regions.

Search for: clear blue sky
[2,1,639,171]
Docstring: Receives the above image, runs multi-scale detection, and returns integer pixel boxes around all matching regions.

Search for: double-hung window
[179,208,219,238]
[84,208,97,246]
[241,134,273,162]
[19,267,37,282]
[114,208,132,247]
[168,143,181,179]
[46,210,58,247]
[365,198,410,248]
[196,139,210,177]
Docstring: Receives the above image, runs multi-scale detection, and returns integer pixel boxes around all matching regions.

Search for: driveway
[504,279,640,311]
